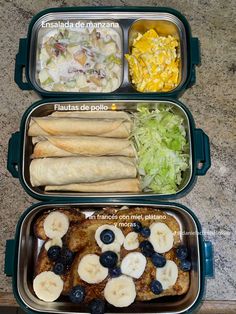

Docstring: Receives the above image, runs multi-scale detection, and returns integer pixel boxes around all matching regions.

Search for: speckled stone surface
[0,0,235,302]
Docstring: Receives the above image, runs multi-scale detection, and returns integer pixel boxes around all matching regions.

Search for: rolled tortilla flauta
[31,136,135,158]
[45,178,140,192]
[32,136,46,145]
[30,156,137,187]
[32,140,75,158]
[28,117,131,138]
[51,110,131,120]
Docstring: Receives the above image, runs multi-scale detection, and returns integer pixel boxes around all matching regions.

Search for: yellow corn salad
[125,29,180,92]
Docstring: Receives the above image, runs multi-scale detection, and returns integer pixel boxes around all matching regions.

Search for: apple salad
[37,27,122,92]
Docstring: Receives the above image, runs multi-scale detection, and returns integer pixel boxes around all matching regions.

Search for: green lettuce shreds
[132,105,189,194]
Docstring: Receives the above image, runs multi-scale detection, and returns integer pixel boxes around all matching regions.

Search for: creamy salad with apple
[37,27,122,92]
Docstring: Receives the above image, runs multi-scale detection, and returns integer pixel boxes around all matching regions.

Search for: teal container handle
[194,129,211,176]
[191,37,201,66]
[187,38,201,88]
[15,38,32,90]
[7,132,20,178]
[204,241,214,278]
[5,239,15,277]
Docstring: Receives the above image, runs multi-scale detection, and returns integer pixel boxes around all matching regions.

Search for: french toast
[34,208,86,295]
[35,245,73,295]
[34,208,86,240]
[34,206,190,306]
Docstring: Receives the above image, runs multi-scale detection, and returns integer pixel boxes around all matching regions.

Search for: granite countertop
[0,0,235,308]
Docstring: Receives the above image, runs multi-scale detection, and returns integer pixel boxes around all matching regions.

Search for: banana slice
[124,232,139,250]
[156,260,178,290]
[33,271,63,302]
[149,222,174,253]
[121,252,146,279]
[78,254,108,284]
[44,237,62,251]
[95,224,124,249]
[101,241,121,254]
[43,211,69,239]
[104,275,136,307]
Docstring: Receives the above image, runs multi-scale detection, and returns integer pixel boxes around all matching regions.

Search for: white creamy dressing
[37,26,122,92]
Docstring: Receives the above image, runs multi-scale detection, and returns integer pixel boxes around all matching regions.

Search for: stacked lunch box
[5,7,213,314]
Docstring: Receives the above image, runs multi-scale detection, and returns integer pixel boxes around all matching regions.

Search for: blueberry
[57,258,71,272]
[139,240,154,257]
[109,266,121,278]
[176,245,188,260]
[150,280,163,295]
[53,262,66,275]
[100,229,115,244]
[140,227,151,238]
[47,245,61,262]
[132,221,142,233]
[180,259,191,271]
[88,299,105,314]
[61,247,74,266]
[100,251,118,268]
[151,253,166,267]
[69,285,85,303]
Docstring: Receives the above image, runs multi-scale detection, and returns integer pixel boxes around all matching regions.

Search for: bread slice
[35,206,190,301]
[34,208,86,295]
[34,208,86,240]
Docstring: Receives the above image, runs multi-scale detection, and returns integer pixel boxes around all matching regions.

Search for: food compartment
[126,18,187,93]
[22,100,193,198]
[30,15,123,93]
[15,8,199,96]
[17,202,201,313]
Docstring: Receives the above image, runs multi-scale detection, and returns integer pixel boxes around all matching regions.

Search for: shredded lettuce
[132,104,190,194]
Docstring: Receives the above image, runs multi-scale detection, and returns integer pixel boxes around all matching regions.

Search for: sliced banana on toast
[121,252,146,279]
[104,275,136,307]
[101,241,121,254]
[124,232,139,250]
[43,211,69,239]
[33,207,190,307]
[77,254,108,284]
[95,224,124,247]
[33,271,64,302]
[34,208,85,240]
[44,237,63,251]
[156,260,178,290]
[149,222,174,253]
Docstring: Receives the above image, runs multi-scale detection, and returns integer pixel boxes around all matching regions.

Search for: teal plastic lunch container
[7,97,210,201]
[5,200,214,314]
[6,6,213,314]
[15,6,200,98]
